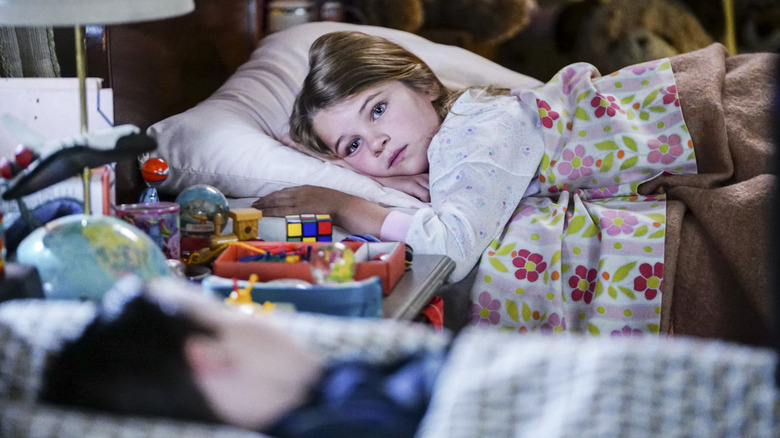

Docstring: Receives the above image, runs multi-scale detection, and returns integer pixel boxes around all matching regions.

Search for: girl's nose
[368,133,389,156]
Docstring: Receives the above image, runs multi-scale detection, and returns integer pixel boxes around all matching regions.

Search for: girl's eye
[371,102,386,120]
[346,138,361,156]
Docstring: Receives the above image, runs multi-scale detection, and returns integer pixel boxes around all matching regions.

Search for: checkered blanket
[1,297,777,437]
[418,330,778,438]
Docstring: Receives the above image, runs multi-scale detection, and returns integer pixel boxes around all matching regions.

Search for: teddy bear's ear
[420,0,532,46]
[347,0,424,33]
[554,0,600,54]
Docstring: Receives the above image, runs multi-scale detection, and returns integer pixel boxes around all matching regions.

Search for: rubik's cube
[286,214,332,242]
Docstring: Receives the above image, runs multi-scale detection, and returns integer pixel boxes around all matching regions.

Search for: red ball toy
[141,157,170,184]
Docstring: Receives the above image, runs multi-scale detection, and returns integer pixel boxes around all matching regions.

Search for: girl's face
[312,81,440,177]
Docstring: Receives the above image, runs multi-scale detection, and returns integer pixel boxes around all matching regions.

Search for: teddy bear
[495,0,715,81]
[338,0,534,47]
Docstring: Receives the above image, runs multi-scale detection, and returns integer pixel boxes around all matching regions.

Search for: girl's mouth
[388,146,406,168]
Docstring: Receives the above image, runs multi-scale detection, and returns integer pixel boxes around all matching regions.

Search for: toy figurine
[310,242,355,284]
[139,157,170,203]
[224,273,276,314]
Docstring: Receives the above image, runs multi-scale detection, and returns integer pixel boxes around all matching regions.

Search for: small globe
[176,184,229,237]
[15,214,170,301]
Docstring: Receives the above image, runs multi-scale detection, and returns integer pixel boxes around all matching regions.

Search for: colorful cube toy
[285,214,332,242]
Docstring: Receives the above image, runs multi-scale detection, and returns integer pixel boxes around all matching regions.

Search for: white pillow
[148,22,543,207]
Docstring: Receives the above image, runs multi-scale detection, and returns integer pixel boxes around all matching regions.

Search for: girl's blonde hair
[289,31,460,157]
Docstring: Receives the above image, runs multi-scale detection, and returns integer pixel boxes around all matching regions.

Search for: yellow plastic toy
[224,274,276,314]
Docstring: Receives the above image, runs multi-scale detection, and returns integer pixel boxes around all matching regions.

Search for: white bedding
[146,22,542,209]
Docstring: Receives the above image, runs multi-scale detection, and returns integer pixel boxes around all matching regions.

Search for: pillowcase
[147,22,543,207]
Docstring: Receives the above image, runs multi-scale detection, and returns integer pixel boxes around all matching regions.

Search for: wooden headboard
[88,0,267,203]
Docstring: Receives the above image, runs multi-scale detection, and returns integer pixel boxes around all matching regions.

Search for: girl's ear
[184,335,233,378]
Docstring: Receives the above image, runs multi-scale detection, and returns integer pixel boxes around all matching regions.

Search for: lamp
[0,0,195,213]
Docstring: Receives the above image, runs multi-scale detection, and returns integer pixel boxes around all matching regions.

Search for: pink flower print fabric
[468,59,697,336]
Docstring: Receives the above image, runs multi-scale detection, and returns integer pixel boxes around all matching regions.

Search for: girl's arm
[251,185,391,236]
[369,174,430,202]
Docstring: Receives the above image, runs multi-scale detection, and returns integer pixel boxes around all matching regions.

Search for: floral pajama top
[405,58,696,336]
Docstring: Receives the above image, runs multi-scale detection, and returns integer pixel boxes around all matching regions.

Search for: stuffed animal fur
[497,0,715,81]
[341,0,533,45]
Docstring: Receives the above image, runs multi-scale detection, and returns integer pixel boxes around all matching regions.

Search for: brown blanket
[640,43,778,346]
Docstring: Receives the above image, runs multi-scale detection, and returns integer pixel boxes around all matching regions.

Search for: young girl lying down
[252,30,709,336]
[251,28,778,344]
[251,30,695,286]
[39,276,777,437]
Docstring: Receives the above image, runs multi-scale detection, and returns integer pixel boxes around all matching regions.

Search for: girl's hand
[371,174,430,202]
[252,185,390,236]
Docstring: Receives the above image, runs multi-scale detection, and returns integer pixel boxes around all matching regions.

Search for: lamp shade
[0,0,195,26]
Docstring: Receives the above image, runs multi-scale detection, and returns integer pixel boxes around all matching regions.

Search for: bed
[0,3,778,436]
[109,17,777,345]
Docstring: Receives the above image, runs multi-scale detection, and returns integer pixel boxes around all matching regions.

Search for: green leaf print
[551,250,561,265]
[566,216,586,235]
[634,225,648,237]
[648,324,660,334]
[488,239,499,250]
[619,286,637,299]
[649,106,666,113]
[620,95,635,105]
[595,141,619,151]
[549,213,564,226]
[642,90,659,108]
[575,107,590,121]
[506,300,519,322]
[540,153,550,171]
[613,261,638,282]
[608,286,618,299]
[601,152,614,173]
[620,156,638,171]
[649,229,665,239]
[588,324,601,336]
[622,136,638,152]
[522,303,532,322]
[583,224,600,237]
[489,257,509,273]
[647,214,666,224]
[557,119,563,134]
[576,91,591,103]
[595,279,603,297]
[496,243,516,255]
[660,61,671,70]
